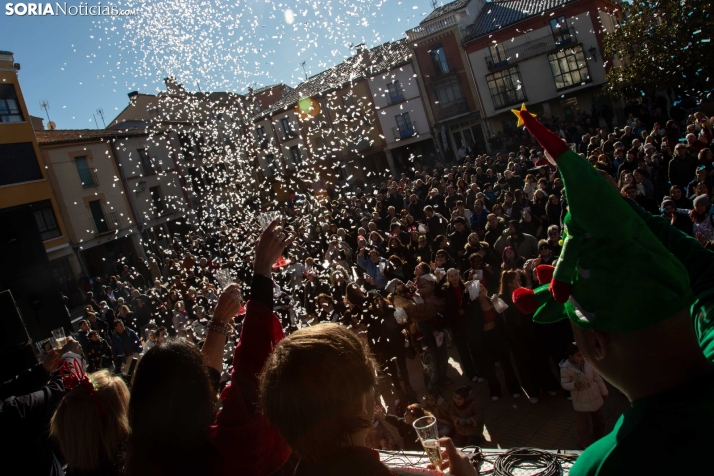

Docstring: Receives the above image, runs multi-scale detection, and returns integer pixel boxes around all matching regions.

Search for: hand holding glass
[413,415,442,470]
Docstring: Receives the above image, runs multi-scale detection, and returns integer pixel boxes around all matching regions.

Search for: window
[289,145,302,167]
[342,94,355,109]
[137,148,154,175]
[0,142,43,186]
[489,43,508,67]
[431,46,450,76]
[548,45,591,91]
[395,113,414,139]
[281,117,293,136]
[89,200,108,234]
[33,200,61,241]
[387,81,404,103]
[434,78,464,108]
[178,132,195,159]
[150,186,166,213]
[0,84,24,123]
[264,154,276,177]
[256,126,266,140]
[486,66,527,110]
[550,16,572,45]
[74,156,96,187]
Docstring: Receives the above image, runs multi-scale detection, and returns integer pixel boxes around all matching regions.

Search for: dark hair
[425,387,442,399]
[260,324,377,464]
[127,339,218,476]
[565,342,580,357]
[454,386,472,399]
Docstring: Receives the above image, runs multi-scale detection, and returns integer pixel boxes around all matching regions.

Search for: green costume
[510,105,714,474]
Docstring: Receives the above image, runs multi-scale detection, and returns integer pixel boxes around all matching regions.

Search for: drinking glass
[258,211,282,231]
[51,328,67,349]
[413,415,442,470]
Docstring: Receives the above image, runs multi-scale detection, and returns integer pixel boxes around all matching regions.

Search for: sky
[0,0,438,129]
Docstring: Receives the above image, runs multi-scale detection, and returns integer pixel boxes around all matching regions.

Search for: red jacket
[208,299,291,475]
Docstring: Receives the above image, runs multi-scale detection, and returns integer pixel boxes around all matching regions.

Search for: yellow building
[0,50,72,340]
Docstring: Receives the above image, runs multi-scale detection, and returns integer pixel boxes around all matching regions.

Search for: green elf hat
[510,104,695,333]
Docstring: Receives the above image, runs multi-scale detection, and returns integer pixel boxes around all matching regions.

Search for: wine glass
[413,415,442,470]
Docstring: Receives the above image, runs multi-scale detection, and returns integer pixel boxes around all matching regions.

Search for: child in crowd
[559,342,609,449]
[423,387,454,438]
[365,417,397,451]
[381,402,429,451]
[449,386,484,446]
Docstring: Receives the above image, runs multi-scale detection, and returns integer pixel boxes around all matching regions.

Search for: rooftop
[36,128,149,145]
[253,39,412,121]
[421,0,471,24]
[463,0,577,42]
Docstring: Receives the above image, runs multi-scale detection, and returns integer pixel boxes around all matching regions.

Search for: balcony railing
[78,168,98,188]
[484,27,578,71]
[434,96,469,121]
[91,211,120,235]
[387,93,405,105]
[393,121,418,141]
[407,13,458,40]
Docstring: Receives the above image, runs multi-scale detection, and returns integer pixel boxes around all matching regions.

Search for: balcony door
[89,200,108,234]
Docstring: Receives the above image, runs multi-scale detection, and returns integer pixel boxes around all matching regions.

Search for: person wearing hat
[660,198,693,236]
[511,104,714,475]
[691,194,714,242]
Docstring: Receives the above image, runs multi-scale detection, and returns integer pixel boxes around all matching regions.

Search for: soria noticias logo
[5,2,137,16]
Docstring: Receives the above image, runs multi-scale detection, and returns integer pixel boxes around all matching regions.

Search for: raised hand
[254,219,295,275]
[213,283,243,324]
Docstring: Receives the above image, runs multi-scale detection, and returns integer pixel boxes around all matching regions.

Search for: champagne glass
[413,415,442,470]
[51,328,67,349]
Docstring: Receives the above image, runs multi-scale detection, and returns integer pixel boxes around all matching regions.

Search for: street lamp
[588,46,597,62]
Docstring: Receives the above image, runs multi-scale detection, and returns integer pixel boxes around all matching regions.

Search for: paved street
[378,344,630,450]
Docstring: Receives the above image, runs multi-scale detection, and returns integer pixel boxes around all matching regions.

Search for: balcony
[78,168,98,188]
[484,27,578,71]
[90,211,120,235]
[387,93,405,105]
[434,96,469,122]
[392,121,418,141]
[407,13,457,41]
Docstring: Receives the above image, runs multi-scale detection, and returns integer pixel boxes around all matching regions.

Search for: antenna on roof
[93,113,99,129]
[96,108,106,128]
[39,99,51,122]
[196,80,202,93]
[430,0,438,9]
[300,61,308,81]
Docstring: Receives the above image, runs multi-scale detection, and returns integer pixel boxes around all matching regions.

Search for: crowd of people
[2,105,714,476]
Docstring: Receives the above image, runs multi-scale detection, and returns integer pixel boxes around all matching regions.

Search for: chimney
[128,91,139,105]
[30,115,45,131]
[0,50,15,69]
[355,44,370,72]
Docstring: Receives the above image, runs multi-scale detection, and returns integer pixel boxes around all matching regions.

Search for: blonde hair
[50,370,130,472]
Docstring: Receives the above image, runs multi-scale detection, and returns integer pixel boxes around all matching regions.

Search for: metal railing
[407,13,458,40]
[392,121,418,141]
[78,168,98,187]
[434,96,469,121]
[91,211,120,235]
[484,27,578,71]
[387,93,405,105]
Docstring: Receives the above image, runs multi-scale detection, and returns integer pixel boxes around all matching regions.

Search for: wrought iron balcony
[392,121,418,141]
[484,27,578,71]
[387,93,405,105]
[433,96,469,121]
[90,211,120,235]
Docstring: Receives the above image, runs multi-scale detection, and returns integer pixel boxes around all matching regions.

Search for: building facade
[0,51,72,340]
[36,129,144,289]
[462,0,620,143]
[407,0,488,159]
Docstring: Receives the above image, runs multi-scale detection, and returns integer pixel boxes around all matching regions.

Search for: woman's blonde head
[50,370,130,472]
